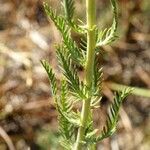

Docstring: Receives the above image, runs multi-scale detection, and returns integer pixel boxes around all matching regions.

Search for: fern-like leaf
[96,0,118,47]
[96,88,132,141]
[85,88,132,143]
[70,21,86,34]
[62,0,86,34]
[41,60,57,96]
[43,2,84,65]
[58,80,74,149]
[60,140,72,150]
[58,109,81,127]
[90,59,103,108]
[93,59,103,96]
[62,0,75,22]
[56,46,86,100]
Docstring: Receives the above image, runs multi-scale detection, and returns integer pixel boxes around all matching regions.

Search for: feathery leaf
[58,80,74,149]
[43,2,84,65]
[85,88,132,143]
[96,0,118,47]
[41,60,57,96]
[56,46,86,100]
[96,88,132,141]
[62,0,86,33]
[93,59,103,96]
[62,0,75,22]
[89,59,103,108]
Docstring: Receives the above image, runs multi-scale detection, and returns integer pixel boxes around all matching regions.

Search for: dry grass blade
[0,126,16,150]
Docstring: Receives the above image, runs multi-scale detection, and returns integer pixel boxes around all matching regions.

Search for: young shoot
[41,0,132,149]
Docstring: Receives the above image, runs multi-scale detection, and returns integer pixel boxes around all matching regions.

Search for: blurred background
[0,0,150,150]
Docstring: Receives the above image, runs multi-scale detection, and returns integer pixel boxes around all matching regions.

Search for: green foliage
[96,88,132,141]
[41,60,57,96]
[58,80,74,149]
[41,0,131,149]
[62,0,86,33]
[43,2,85,65]
[93,59,103,96]
[63,0,75,22]
[96,0,118,47]
[85,88,132,143]
[90,59,103,108]
[56,46,86,99]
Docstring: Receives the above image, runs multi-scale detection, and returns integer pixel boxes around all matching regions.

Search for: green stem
[74,0,96,149]
[106,82,150,98]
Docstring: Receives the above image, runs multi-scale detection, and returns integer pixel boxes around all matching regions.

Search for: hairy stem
[74,0,96,149]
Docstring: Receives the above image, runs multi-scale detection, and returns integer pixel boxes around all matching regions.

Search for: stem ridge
[74,0,96,149]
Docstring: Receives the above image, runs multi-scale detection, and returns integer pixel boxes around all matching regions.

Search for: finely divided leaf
[41,60,57,96]
[62,0,86,33]
[44,2,84,65]
[63,0,75,22]
[85,88,132,143]
[96,0,118,47]
[56,46,86,100]
[93,59,103,96]
[58,80,74,149]
[96,88,132,141]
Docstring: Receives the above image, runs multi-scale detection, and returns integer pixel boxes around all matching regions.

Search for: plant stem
[74,0,96,149]
[106,82,150,98]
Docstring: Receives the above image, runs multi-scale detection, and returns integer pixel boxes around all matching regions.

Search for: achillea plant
[41,0,132,149]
